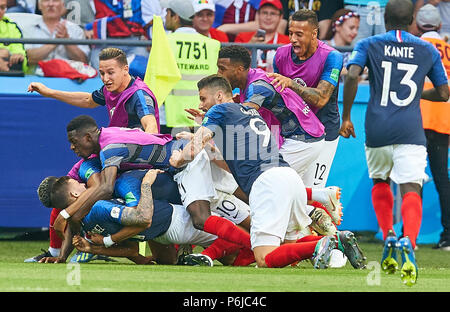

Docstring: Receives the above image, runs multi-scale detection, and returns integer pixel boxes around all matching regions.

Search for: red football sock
[201,239,241,260]
[232,247,255,266]
[203,216,251,249]
[49,208,62,249]
[264,241,317,268]
[371,182,394,240]
[401,192,422,249]
[296,235,323,243]
[306,187,312,201]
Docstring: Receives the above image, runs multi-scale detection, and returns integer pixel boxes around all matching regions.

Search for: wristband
[103,235,115,248]
[60,209,71,220]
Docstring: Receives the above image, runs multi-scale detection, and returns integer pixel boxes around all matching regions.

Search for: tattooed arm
[268,72,336,109]
[289,79,336,109]
[89,169,163,247]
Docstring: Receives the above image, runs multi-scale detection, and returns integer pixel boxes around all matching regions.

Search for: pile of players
[25,1,450,287]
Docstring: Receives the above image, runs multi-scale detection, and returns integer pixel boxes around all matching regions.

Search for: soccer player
[170,74,366,269]
[25,156,111,263]
[215,45,343,230]
[267,8,344,189]
[340,0,449,286]
[41,168,254,267]
[27,47,160,133]
[63,116,253,257]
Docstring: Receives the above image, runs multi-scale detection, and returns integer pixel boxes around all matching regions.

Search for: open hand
[266,73,293,92]
[142,169,164,185]
[73,235,92,253]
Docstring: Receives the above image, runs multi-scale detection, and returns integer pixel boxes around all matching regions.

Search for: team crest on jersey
[109,107,115,117]
[293,77,307,87]
[91,224,105,235]
[110,207,121,219]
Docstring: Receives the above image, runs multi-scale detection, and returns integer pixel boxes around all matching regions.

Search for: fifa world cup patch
[330,68,340,83]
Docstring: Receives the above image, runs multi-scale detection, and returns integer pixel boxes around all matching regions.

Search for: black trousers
[425,129,450,239]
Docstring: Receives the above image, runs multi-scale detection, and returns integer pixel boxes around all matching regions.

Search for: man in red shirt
[235,0,290,71]
[192,0,229,42]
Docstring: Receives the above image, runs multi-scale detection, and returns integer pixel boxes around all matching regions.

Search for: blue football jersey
[81,199,173,241]
[202,102,289,195]
[347,30,448,147]
[77,157,102,183]
[114,169,182,206]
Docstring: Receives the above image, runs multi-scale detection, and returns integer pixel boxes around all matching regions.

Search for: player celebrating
[267,8,344,188]
[340,0,449,286]
[170,74,366,269]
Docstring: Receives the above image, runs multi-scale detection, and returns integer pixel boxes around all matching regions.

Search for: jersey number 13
[380,61,418,107]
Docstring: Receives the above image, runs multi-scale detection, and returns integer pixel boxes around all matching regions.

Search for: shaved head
[384,0,414,30]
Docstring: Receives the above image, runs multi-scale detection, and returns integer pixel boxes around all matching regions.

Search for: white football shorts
[210,190,250,225]
[173,149,218,208]
[365,144,428,186]
[248,166,311,249]
[302,137,339,187]
[152,204,217,248]
[279,138,325,179]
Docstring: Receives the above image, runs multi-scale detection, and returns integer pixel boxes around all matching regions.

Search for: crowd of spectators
[0,0,449,77]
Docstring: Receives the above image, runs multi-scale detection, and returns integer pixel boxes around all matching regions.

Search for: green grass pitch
[1,235,450,292]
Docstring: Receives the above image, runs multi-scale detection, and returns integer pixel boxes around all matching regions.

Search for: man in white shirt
[25,0,89,73]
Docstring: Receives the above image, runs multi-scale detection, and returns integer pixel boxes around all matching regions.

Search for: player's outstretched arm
[170,126,214,168]
[27,82,98,108]
[339,64,362,139]
[421,84,450,102]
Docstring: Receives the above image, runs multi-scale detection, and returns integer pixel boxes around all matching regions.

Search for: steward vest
[420,34,450,135]
[165,31,220,127]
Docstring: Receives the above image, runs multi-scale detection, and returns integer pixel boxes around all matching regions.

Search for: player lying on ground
[38,154,253,264]
[64,115,253,257]
[41,168,256,266]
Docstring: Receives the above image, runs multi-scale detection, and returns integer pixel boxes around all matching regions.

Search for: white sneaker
[309,207,337,236]
[317,186,343,225]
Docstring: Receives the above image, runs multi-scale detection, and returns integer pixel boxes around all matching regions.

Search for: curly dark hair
[218,45,251,70]
[37,176,58,208]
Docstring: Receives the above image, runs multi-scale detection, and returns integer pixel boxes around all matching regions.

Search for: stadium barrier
[0,38,443,244]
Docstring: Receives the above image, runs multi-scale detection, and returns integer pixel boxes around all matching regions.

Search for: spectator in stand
[86,0,149,75]
[0,0,28,72]
[141,0,163,40]
[280,0,344,39]
[323,9,360,79]
[343,0,387,42]
[324,9,360,47]
[0,48,10,71]
[25,0,89,74]
[415,0,450,39]
[215,0,260,41]
[6,0,36,13]
[235,0,289,72]
[192,0,229,42]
